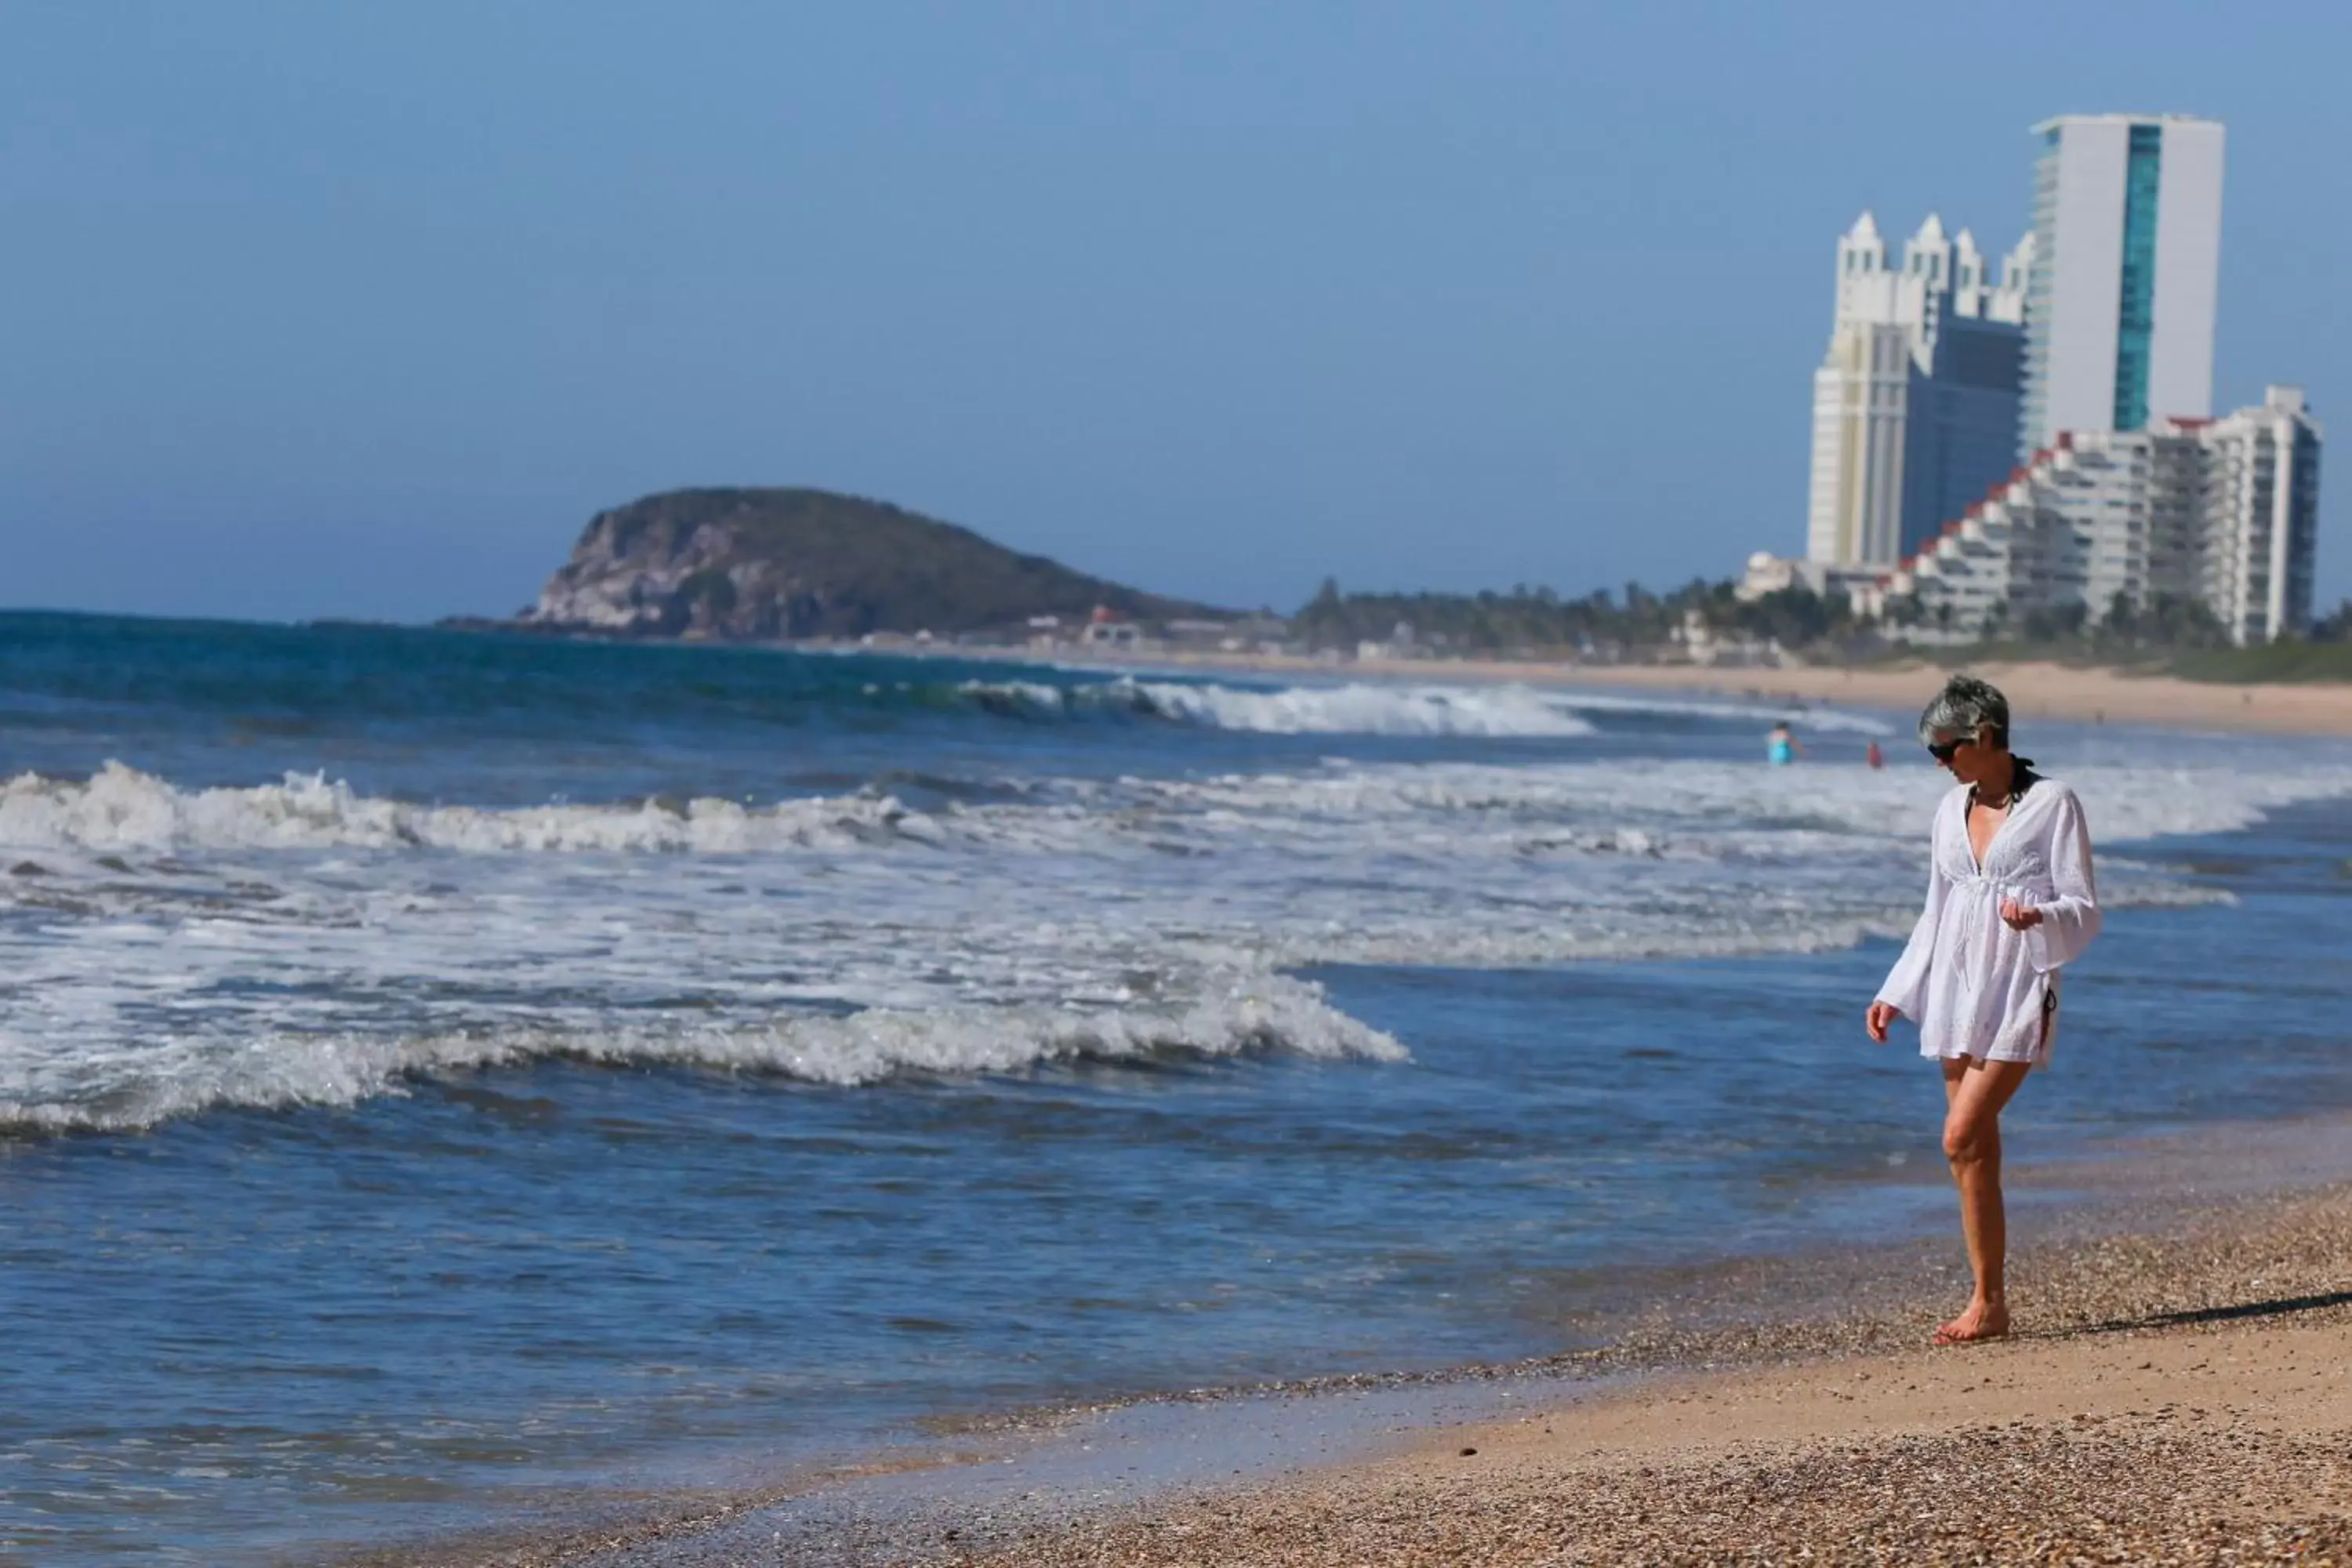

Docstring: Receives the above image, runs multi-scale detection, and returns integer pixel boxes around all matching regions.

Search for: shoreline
[946,1174,2352,1566]
[362,1112,2352,1566]
[1029,646,2352,739]
[430,619,2352,739]
[976,1292,2352,1564]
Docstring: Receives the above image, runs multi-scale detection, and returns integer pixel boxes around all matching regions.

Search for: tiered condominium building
[1762,111,2328,641]
[2020,114,2226,458]
[1870,386,2321,644]
[2199,387,2325,642]
[1805,213,2032,568]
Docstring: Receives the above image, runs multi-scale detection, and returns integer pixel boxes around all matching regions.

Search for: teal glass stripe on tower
[2111,125,2163,430]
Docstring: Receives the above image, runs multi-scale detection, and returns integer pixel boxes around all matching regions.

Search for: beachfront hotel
[2019,114,2226,460]
[1803,213,2032,569]
[1755,110,2328,642]
[1865,385,2323,644]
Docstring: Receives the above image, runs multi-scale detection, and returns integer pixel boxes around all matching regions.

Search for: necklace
[1970,775,2019,812]
[1972,757,2029,814]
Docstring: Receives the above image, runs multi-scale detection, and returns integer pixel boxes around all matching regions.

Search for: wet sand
[980,1334,2352,1564]
[948,1179,2352,1566]
[379,1135,2352,1566]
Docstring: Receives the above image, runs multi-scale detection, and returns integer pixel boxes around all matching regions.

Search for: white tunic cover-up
[1875,777,2101,1066]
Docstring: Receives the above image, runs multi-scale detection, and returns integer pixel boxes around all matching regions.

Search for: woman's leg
[1936,1054,2032,1343]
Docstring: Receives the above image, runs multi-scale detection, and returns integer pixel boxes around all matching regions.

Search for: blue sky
[2,1,2344,622]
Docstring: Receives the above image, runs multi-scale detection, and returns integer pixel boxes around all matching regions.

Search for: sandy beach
[976,1328,2352,1565]
[953,1179,2352,1566]
[383,1150,2352,1567]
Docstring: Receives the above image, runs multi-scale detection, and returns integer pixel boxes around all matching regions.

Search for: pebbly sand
[927,1189,2352,1568]
[935,1178,2352,1567]
[376,1135,2352,1567]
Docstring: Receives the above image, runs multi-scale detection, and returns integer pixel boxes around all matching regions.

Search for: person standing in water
[1865,739,1884,770]
[1767,720,1802,765]
[1864,675,2100,1344]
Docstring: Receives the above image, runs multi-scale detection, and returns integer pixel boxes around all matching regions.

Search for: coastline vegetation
[1292,579,2352,684]
[1290,576,1864,656]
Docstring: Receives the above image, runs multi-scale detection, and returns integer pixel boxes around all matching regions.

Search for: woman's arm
[2024,789,2101,971]
[1873,806,1954,1025]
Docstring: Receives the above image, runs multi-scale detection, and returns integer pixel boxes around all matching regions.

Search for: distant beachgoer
[1865,739,1884,770]
[1865,675,2100,1345]
[1766,721,1802,766]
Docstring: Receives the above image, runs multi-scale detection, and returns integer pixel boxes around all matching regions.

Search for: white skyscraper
[2019,114,2226,457]
[1805,213,2031,568]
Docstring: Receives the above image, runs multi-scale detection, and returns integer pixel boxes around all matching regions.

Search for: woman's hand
[1865,1000,1901,1044]
[1999,898,2044,931]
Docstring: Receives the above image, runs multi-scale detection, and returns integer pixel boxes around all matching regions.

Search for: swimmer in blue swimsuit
[1767,721,1802,766]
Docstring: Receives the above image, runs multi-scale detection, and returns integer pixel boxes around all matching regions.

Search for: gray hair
[1918,674,2009,749]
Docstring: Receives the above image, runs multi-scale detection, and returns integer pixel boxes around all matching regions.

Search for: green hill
[512,488,1229,640]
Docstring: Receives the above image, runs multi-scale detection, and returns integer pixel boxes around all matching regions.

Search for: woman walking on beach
[1865,676,2101,1345]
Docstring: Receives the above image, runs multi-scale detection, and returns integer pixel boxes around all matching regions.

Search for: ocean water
[3,612,2351,1563]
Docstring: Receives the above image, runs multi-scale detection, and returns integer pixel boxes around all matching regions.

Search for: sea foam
[5,756,2350,862]
[954,671,1918,738]
[959,677,1602,737]
[0,972,1403,1134]
[1,749,2343,1134]
[0,763,957,855]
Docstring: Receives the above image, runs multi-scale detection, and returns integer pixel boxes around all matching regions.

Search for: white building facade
[2197,387,2325,644]
[1880,387,2321,644]
[1806,213,2031,569]
[2019,114,2226,457]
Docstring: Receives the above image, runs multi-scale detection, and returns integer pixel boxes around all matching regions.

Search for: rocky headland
[503,488,1228,641]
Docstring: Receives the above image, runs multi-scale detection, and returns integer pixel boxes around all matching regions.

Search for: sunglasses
[1926,737,1965,763]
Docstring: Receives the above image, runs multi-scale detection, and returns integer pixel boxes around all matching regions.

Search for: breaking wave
[0,974,1405,1134]
[949,673,1915,739]
[1531,688,1896,735]
[1,747,2339,1137]
[7,756,2352,862]
[960,677,1601,737]
[0,763,964,855]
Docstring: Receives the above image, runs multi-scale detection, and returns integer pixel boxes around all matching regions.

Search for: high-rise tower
[1805,214,2030,567]
[2018,114,2225,456]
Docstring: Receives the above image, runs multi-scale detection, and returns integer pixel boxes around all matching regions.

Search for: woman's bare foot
[1931,1298,2009,1345]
